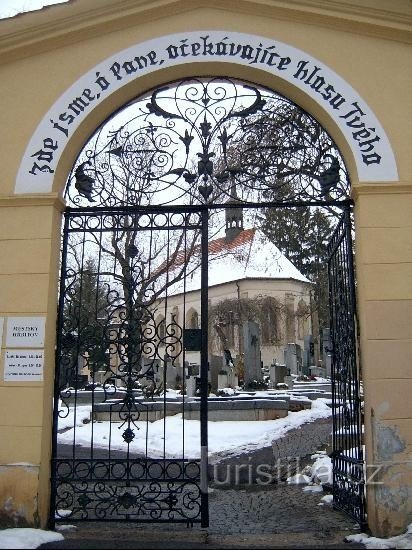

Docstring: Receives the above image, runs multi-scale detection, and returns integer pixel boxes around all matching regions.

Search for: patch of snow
[318,494,334,506]
[0,528,64,549]
[57,398,332,459]
[336,424,365,434]
[345,523,412,549]
[311,453,333,485]
[56,509,72,518]
[218,387,236,395]
[286,474,311,484]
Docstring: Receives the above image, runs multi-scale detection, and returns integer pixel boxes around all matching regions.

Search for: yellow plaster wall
[0,465,40,527]
[0,197,63,526]
[0,0,410,536]
[355,186,412,537]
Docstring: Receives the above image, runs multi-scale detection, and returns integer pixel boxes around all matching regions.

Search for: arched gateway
[0,1,410,540]
[52,76,362,528]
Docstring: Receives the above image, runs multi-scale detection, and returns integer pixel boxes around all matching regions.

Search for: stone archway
[0,4,410,538]
[51,74,364,528]
[15,31,398,197]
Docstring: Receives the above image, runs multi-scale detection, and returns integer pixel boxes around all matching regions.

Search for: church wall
[0,0,410,536]
[155,278,312,372]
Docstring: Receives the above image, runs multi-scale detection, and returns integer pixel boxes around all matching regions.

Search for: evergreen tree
[258,203,334,334]
[62,257,109,383]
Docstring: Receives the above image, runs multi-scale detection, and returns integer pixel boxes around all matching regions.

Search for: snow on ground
[0,528,63,549]
[3,389,410,550]
[286,449,331,487]
[318,494,333,506]
[345,524,412,549]
[57,397,332,459]
[310,450,333,485]
[1,521,410,550]
[298,453,412,547]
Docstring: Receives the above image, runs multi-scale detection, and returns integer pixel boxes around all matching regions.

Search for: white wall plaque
[4,350,44,382]
[6,317,46,348]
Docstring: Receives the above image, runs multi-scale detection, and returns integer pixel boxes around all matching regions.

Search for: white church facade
[152,205,313,386]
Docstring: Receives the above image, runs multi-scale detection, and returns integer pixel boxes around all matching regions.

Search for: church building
[153,193,313,383]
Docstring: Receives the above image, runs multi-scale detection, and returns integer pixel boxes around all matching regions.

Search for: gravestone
[284,375,294,389]
[218,372,229,389]
[284,343,302,375]
[160,356,177,388]
[209,354,223,391]
[270,363,288,386]
[309,365,327,378]
[322,328,333,377]
[186,376,197,397]
[303,334,315,375]
[243,320,261,386]
[187,363,199,377]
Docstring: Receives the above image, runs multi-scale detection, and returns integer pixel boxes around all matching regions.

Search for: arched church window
[157,316,166,341]
[296,299,310,340]
[260,300,279,345]
[188,310,199,329]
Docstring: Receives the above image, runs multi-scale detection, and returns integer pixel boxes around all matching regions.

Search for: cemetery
[66,330,332,424]
[0,0,410,542]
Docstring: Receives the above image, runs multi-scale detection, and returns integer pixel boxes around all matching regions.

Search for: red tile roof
[159,228,256,272]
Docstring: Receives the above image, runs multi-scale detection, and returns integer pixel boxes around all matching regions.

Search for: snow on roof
[166,227,309,295]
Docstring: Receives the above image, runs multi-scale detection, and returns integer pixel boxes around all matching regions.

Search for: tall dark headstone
[243,320,261,385]
[303,334,315,375]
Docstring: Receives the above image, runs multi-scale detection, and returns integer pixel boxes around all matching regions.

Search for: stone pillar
[0,195,64,528]
[283,343,298,375]
[164,357,177,388]
[355,187,412,537]
[209,355,223,392]
[217,372,228,389]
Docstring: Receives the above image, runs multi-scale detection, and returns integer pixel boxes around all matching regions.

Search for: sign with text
[6,317,46,348]
[4,350,44,382]
[15,31,398,193]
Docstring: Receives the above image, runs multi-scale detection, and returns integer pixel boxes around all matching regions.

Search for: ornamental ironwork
[65,77,350,208]
[327,209,366,527]
[52,208,208,526]
[53,77,362,530]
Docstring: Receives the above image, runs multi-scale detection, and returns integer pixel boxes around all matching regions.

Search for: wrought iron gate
[51,76,365,528]
[327,207,365,526]
[51,206,209,527]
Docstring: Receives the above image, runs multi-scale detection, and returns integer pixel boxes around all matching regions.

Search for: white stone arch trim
[15,30,398,194]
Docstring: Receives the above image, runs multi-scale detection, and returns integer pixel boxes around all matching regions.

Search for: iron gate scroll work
[51,77,364,527]
[327,208,366,526]
[52,207,209,526]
